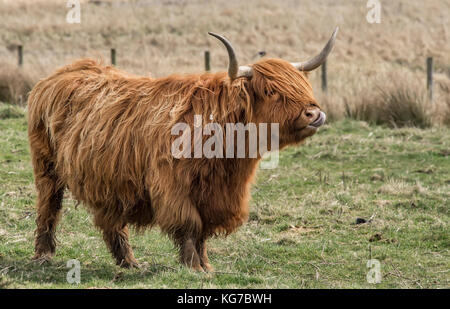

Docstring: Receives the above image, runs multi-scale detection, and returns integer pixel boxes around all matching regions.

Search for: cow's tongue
[310,111,326,128]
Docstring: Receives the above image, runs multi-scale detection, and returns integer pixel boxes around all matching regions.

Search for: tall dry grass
[0,61,35,106]
[318,69,450,128]
[435,75,450,126]
[0,0,449,126]
[342,73,431,128]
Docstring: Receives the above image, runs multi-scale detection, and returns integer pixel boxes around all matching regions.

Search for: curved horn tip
[329,26,339,43]
[208,32,230,42]
[325,26,339,50]
[292,26,339,72]
[333,26,339,36]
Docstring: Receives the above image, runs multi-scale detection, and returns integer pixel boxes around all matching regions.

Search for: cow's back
[27,59,157,214]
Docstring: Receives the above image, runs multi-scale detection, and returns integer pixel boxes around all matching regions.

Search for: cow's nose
[304,108,321,123]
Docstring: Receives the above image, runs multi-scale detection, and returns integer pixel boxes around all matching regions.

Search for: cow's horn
[208,32,253,79]
[292,27,339,72]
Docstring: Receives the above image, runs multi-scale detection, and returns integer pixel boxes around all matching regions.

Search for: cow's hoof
[191,264,205,272]
[32,254,52,265]
[118,258,140,269]
[202,263,215,273]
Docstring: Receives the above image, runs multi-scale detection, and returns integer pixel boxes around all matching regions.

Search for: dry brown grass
[343,72,432,128]
[0,0,449,125]
[435,75,450,126]
[0,62,35,106]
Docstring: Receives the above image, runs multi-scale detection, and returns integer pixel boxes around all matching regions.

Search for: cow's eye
[264,88,275,97]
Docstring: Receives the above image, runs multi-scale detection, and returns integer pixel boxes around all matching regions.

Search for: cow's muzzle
[308,111,327,128]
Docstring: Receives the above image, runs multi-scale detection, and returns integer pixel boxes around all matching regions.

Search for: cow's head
[209,28,337,147]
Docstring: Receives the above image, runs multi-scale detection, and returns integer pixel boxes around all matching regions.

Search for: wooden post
[426,57,433,102]
[18,45,23,67]
[204,51,210,72]
[321,60,327,92]
[111,48,116,66]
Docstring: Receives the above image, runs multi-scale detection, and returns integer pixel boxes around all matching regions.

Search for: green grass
[0,103,448,289]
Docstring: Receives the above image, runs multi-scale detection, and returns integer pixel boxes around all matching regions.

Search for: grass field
[0,103,448,288]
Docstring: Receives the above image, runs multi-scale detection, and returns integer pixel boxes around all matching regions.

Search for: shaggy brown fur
[28,58,321,271]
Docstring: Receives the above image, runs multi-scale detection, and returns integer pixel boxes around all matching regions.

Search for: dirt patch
[284,225,320,235]
[369,233,397,243]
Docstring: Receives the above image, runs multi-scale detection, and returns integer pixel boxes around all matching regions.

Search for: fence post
[111,48,116,66]
[426,57,433,102]
[18,45,23,67]
[321,60,327,92]
[204,51,210,72]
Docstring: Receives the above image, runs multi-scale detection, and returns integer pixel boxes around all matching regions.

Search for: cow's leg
[95,215,139,268]
[30,129,65,263]
[33,175,64,262]
[196,237,214,272]
[176,236,204,272]
[173,215,204,271]
[156,178,204,271]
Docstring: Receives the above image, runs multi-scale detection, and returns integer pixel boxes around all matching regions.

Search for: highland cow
[28,28,338,271]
